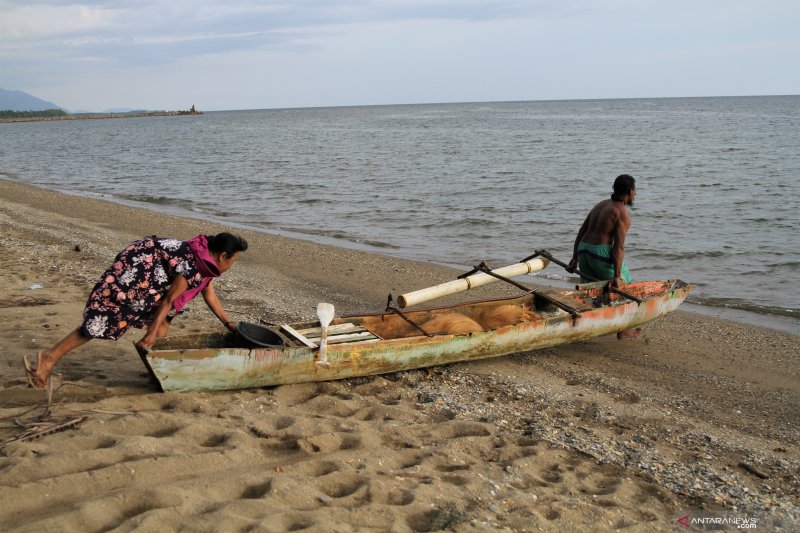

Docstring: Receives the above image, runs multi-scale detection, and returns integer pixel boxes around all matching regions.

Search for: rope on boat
[463,261,582,319]
[528,249,642,304]
[385,294,433,337]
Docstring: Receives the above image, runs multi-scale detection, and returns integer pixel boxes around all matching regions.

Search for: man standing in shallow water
[568,174,640,339]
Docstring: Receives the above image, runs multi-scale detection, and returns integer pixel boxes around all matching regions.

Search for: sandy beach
[1,178,797,532]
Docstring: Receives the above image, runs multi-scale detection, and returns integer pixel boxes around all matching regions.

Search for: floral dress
[81,236,204,340]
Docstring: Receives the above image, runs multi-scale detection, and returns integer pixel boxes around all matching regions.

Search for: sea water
[1,96,798,327]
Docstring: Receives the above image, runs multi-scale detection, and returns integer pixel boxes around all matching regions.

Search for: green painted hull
[138,280,691,392]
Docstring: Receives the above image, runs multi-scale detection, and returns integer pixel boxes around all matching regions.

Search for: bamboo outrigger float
[136,251,691,392]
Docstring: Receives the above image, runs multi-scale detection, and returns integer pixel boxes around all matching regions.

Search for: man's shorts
[577,242,631,283]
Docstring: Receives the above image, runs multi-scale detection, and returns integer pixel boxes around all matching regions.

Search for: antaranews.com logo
[677,512,758,529]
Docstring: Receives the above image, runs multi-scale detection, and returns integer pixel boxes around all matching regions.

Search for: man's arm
[568,215,591,271]
[610,207,630,286]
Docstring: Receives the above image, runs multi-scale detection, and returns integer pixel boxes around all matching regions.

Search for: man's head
[612,174,636,205]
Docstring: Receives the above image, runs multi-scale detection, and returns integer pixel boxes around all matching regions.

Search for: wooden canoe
[136,279,691,392]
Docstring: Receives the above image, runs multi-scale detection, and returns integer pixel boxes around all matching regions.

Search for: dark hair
[208,232,248,256]
[611,174,636,201]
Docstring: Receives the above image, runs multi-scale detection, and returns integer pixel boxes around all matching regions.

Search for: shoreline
[3,176,796,336]
[1,178,798,530]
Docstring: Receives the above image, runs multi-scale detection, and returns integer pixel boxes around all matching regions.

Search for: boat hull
[139,280,691,392]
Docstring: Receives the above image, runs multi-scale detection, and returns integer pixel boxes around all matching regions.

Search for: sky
[1,0,798,112]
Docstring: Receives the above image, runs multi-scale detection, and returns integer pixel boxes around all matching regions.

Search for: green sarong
[576,242,631,283]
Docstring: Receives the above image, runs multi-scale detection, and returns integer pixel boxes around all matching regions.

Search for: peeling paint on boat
[140,280,691,392]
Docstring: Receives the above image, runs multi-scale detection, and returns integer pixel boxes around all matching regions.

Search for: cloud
[2,0,574,77]
[2,0,798,110]
[0,0,562,56]
[0,3,114,40]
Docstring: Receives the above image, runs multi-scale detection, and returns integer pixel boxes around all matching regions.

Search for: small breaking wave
[275,225,400,250]
[119,194,195,210]
[528,271,573,283]
[687,295,800,319]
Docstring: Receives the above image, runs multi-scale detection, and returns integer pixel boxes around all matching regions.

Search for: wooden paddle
[316,303,335,368]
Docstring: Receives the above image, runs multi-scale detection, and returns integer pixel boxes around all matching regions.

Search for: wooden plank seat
[281,323,380,347]
[535,288,596,314]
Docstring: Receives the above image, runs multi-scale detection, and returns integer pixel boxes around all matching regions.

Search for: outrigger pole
[397,257,549,308]
[393,249,642,313]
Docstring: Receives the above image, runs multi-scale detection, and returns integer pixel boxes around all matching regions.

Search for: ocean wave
[733,267,772,275]
[352,238,400,249]
[636,249,730,260]
[199,208,232,218]
[766,260,800,269]
[119,194,195,210]
[275,225,399,250]
[418,217,502,229]
[687,296,800,319]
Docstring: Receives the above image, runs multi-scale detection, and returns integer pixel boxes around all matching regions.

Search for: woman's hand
[225,320,238,331]
[137,330,158,351]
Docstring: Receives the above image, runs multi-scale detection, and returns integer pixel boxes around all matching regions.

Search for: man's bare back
[568,175,639,339]
[580,198,631,246]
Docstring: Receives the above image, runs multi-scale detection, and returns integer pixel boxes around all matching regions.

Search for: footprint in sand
[249,414,296,434]
[315,473,368,506]
[540,464,564,484]
[437,420,493,439]
[293,460,339,477]
[434,463,472,473]
[544,508,561,520]
[297,433,361,454]
[380,430,423,451]
[258,434,304,453]
[240,479,273,499]
[363,480,416,506]
[273,415,295,430]
[280,516,316,531]
[441,474,470,486]
[201,433,231,448]
[388,450,432,470]
[93,437,117,449]
[590,475,621,496]
[146,425,184,439]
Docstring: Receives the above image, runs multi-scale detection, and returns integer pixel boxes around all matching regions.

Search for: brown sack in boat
[420,313,483,335]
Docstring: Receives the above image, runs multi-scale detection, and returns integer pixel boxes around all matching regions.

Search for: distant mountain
[0,88,66,112]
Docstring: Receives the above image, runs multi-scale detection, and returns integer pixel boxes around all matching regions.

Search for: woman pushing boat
[24,232,248,389]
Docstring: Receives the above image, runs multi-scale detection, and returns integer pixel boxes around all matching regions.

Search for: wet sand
[1,179,798,531]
